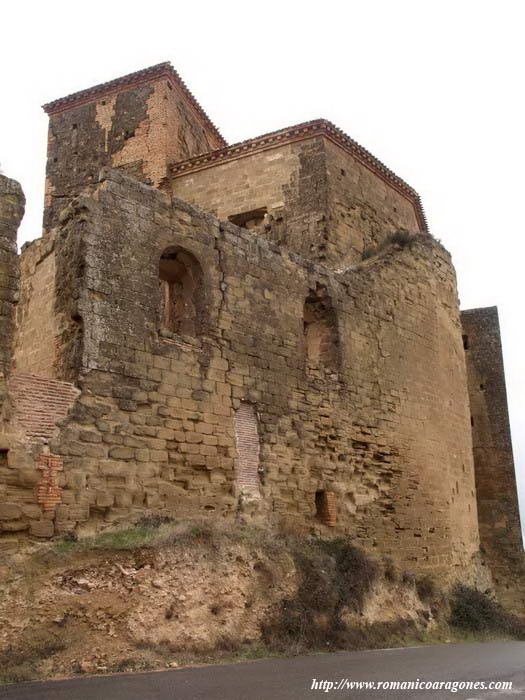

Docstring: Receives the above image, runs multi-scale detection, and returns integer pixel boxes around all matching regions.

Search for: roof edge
[170,119,428,233]
[42,62,226,148]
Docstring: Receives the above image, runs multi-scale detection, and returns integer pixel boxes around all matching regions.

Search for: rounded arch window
[159,247,204,338]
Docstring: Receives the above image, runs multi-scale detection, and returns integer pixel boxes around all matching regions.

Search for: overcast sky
[2,0,524,531]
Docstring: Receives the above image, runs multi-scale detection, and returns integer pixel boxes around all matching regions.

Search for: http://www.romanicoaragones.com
[309,678,513,693]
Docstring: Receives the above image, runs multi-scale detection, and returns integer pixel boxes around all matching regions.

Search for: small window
[228,207,268,232]
[462,334,470,350]
[0,449,7,466]
[315,490,337,526]
[159,247,204,338]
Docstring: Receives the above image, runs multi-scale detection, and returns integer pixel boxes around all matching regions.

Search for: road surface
[0,641,523,699]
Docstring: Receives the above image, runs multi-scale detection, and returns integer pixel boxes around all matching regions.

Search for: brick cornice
[170,119,428,233]
[42,62,226,149]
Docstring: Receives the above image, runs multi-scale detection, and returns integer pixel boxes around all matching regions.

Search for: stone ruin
[0,62,522,609]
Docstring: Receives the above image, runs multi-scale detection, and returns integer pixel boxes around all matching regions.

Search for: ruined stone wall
[0,169,481,582]
[44,77,221,233]
[461,307,525,609]
[0,176,23,409]
[13,236,57,377]
[170,135,422,268]
[0,373,79,541]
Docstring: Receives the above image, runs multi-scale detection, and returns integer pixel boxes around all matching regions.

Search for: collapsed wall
[0,176,80,541]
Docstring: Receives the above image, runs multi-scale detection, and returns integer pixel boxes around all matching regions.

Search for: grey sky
[2,0,524,530]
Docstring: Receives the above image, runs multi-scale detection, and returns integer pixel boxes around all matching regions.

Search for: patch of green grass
[54,525,160,554]
[52,517,285,557]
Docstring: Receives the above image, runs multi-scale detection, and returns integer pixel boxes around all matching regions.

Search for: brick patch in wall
[9,373,79,442]
[36,452,63,513]
[234,402,261,494]
[315,490,337,527]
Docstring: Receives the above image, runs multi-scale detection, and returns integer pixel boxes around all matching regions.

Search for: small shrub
[416,574,437,603]
[110,658,136,673]
[136,514,174,529]
[216,635,240,653]
[361,231,427,262]
[401,571,416,587]
[385,230,412,248]
[262,537,379,652]
[450,585,525,639]
[0,663,38,684]
[0,629,66,684]
[450,585,503,632]
[383,557,398,583]
[321,538,379,612]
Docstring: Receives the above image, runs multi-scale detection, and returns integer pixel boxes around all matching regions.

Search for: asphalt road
[0,642,524,700]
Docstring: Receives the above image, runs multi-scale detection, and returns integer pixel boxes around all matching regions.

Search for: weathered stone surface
[462,307,525,610]
[0,175,23,409]
[30,167,481,581]
[0,503,22,520]
[0,63,522,608]
[29,520,55,538]
[171,127,422,269]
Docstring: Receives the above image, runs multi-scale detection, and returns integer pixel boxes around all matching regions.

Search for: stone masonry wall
[0,372,79,541]
[325,140,420,265]
[2,168,482,583]
[171,138,328,263]
[44,77,221,234]
[461,307,525,609]
[0,175,23,410]
[170,135,421,268]
[13,235,57,377]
